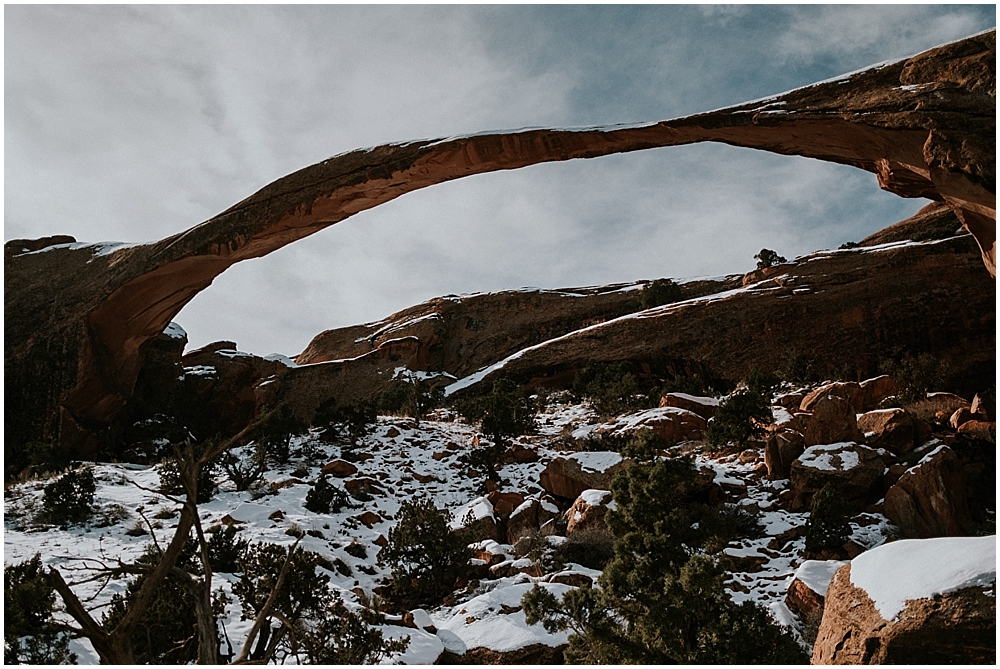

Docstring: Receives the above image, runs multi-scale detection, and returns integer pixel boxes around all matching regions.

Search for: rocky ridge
[5,31,995,456]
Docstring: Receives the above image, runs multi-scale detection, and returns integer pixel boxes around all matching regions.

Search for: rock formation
[4,31,995,455]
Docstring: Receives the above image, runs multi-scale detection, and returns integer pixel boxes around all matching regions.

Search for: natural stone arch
[4,31,994,454]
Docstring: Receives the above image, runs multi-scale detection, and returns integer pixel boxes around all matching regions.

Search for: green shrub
[555,527,615,571]
[805,484,851,554]
[638,278,682,310]
[571,362,660,417]
[304,476,350,514]
[41,467,96,525]
[218,443,267,492]
[235,543,405,663]
[4,555,77,664]
[377,498,473,609]
[253,406,308,465]
[879,353,950,403]
[706,378,774,449]
[754,248,787,269]
[522,450,806,664]
[778,348,817,384]
[314,399,376,448]
[207,525,249,573]
[157,456,217,504]
[102,544,206,664]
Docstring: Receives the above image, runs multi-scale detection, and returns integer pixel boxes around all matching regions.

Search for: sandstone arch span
[4,31,995,454]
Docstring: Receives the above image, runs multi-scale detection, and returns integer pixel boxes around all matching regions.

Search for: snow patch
[849,535,996,620]
[794,560,849,597]
[163,322,186,340]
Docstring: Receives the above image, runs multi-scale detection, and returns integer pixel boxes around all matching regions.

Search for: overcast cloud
[5,5,994,356]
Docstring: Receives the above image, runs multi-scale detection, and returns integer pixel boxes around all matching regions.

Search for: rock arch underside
[4,31,996,456]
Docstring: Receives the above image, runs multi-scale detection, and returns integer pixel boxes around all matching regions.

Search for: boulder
[344,476,385,498]
[547,571,594,588]
[789,442,884,512]
[565,489,613,535]
[486,491,526,521]
[812,537,996,664]
[353,511,382,529]
[857,375,900,411]
[321,459,358,478]
[539,452,625,500]
[764,429,805,480]
[884,445,974,538]
[949,406,974,429]
[857,408,916,454]
[802,394,860,447]
[785,559,848,634]
[800,382,863,413]
[956,420,996,442]
[505,499,539,544]
[970,392,992,420]
[658,392,720,419]
[598,406,707,444]
[503,444,540,464]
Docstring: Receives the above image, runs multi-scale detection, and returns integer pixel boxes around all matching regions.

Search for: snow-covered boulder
[812,536,996,664]
[538,452,625,500]
[789,442,884,512]
[565,489,613,535]
[785,559,848,631]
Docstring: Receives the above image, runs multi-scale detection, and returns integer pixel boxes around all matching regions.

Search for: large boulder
[658,392,720,419]
[764,429,805,480]
[789,442,884,512]
[857,408,916,454]
[565,489,613,535]
[785,559,848,634]
[800,382,863,413]
[597,406,707,444]
[803,394,860,447]
[883,445,974,538]
[812,536,996,664]
[539,452,625,500]
[857,375,899,411]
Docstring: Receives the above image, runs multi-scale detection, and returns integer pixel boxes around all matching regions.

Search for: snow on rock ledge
[849,535,996,620]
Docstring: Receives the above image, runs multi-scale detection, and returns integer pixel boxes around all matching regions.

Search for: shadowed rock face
[4,31,995,454]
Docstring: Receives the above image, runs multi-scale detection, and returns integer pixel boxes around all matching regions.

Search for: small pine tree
[707,388,773,448]
[754,248,787,269]
[41,466,96,525]
[4,555,77,664]
[304,475,349,514]
[314,399,376,448]
[377,498,473,609]
[639,278,682,310]
[254,406,307,465]
[805,484,851,554]
[207,525,249,573]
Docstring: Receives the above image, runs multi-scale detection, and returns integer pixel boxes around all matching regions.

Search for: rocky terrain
[4,30,996,666]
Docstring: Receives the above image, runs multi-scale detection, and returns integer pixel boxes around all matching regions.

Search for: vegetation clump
[304,475,350,514]
[4,554,77,664]
[706,370,777,448]
[41,466,96,525]
[754,248,787,269]
[521,436,806,664]
[879,353,950,403]
[638,278,683,310]
[804,484,852,555]
[377,498,473,609]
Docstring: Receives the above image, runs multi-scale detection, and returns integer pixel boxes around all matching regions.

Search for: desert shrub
[102,544,206,664]
[778,347,817,384]
[377,498,473,609]
[41,466,96,525]
[698,504,764,555]
[375,378,444,421]
[314,399,376,449]
[754,248,787,269]
[522,447,806,664]
[839,241,860,249]
[218,443,267,492]
[304,475,350,514]
[556,527,615,571]
[660,372,720,398]
[157,456,217,504]
[4,554,77,664]
[207,525,249,573]
[254,406,308,465]
[5,440,72,482]
[571,362,661,417]
[805,484,851,554]
[879,353,950,402]
[235,543,405,663]
[638,278,682,310]
[344,541,368,559]
[706,374,774,449]
[457,379,537,447]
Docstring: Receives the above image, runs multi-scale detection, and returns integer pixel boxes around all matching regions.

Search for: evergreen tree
[4,555,77,664]
[523,437,806,664]
[805,484,852,554]
[754,248,787,269]
[41,467,96,525]
[707,379,774,448]
[376,498,473,609]
[639,278,683,310]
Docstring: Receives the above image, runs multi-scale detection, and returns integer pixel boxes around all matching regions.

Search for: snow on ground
[795,560,849,597]
[5,395,903,663]
[849,535,997,620]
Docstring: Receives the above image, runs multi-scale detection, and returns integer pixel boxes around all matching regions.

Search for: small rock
[322,459,359,478]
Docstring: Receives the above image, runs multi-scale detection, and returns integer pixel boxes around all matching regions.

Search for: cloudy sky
[6,5,994,357]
